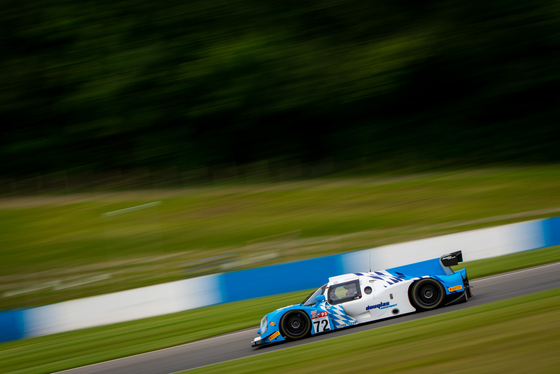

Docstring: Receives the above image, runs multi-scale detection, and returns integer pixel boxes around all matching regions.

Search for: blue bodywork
[385,258,467,296]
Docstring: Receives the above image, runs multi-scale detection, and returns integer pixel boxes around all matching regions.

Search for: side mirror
[314,294,326,303]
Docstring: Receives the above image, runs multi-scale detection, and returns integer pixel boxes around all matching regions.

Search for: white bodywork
[326,271,417,323]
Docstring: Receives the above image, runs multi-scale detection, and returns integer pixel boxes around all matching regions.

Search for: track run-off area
[57,261,560,374]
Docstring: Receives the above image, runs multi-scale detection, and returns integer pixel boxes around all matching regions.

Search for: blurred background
[1,0,559,180]
[1,0,560,310]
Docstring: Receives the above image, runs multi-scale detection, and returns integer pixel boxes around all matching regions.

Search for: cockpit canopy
[327,279,362,305]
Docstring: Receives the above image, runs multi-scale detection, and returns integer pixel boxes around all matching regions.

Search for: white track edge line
[52,328,257,373]
[471,261,560,283]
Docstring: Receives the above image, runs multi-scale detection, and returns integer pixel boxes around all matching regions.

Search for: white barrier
[340,220,547,273]
[23,275,222,338]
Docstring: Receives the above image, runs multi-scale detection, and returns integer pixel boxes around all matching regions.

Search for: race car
[252,251,471,347]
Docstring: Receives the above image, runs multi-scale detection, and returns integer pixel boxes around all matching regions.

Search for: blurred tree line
[1,0,559,176]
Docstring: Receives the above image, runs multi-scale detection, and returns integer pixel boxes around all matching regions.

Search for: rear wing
[440,251,463,267]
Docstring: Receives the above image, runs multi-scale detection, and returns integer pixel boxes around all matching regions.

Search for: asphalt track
[57,262,560,374]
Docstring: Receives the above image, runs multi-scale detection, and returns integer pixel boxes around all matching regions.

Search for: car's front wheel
[409,279,446,311]
[279,310,311,340]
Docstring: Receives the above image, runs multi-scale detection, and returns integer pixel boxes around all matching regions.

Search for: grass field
[186,287,560,374]
[2,166,560,310]
[1,246,559,374]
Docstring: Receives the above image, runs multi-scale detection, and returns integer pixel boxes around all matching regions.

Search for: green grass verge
[1,246,559,374]
[2,166,560,309]
[186,287,560,374]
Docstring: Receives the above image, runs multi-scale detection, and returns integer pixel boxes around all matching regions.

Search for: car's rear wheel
[280,310,311,340]
[409,279,446,311]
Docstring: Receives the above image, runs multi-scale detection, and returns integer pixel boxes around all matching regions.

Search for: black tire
[409,279,446,311]
[279,310,311,340]
[463,272,472,299]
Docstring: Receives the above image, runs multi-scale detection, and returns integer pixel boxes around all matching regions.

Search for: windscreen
[301,284,327,306]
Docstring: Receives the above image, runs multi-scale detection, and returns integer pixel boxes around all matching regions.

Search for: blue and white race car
[252,251,471,347]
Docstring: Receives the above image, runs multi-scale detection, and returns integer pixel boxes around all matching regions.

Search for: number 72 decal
[311,312,331,333]
[313,319,331,333]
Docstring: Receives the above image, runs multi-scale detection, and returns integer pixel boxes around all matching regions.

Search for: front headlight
[259,315,268,335]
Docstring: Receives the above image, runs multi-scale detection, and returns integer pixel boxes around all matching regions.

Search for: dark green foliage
[2,0,559,175]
